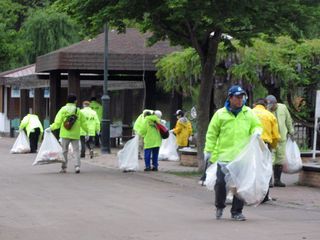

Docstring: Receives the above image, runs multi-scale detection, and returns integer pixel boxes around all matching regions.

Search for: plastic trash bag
[204,163,217,191]
[225,135,272,206]
[33,132,65,165]
[283,138,302,173]
[159,132,179,161]
[118,135,139,171]
[10,131,30,154]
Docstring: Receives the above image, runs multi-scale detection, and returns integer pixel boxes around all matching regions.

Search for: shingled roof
[36,28,180,73]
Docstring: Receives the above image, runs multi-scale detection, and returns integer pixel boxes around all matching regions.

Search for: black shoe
[216,208,223,220]
[231,213,246,221]
[89,149,94,159]
[274,180,286,187]
[144,168,151,172]
[151,167,158,171]
[80,154,85,158]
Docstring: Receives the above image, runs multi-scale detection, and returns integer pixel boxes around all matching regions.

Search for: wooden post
[20,89,29,118]
[122,90,133,141]
[49,71,61,123]
[33,88,44,123]
[68,70,80,105]
[144,71,157,109]
[170,90,183,129]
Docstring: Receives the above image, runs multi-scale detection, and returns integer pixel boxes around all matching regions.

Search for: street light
[101,23,111,154]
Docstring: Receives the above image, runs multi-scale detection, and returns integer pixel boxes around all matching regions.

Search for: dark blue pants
[144,147,159,169]
[215,163,244,215]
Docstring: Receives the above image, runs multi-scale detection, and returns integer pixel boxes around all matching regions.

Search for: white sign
[312,90,320,159]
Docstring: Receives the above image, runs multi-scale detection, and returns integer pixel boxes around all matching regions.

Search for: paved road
[1,137,320,240]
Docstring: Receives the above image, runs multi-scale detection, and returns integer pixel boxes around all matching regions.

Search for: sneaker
[216,208,223,220]
[89,149,94,159]
[231,213,246,221]
[59,168,67,173]
[151,167,158,172]
[75,167,80,174]
[144,168,151,172]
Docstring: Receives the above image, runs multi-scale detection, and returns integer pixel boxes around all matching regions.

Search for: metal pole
[101,23,111,154]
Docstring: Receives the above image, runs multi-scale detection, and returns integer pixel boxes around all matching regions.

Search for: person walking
[80,101,100,159]
[171,110,193,148]
[47,94,88,174]
[140,111,162,171]
[19,113,43,153]
[253,98,281,202]
[90,97,102,147]
[204,85,262,221]
[265,95,295,187]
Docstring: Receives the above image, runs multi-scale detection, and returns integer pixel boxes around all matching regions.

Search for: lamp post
[101,23,111,153]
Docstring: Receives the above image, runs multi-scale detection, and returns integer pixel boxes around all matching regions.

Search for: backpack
[63,108,78,130]
[156,122,169,139]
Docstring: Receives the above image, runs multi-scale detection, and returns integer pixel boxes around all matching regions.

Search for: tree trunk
[195,36,221,171]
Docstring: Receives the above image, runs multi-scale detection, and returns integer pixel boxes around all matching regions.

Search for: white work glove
[288,133,295,141]
[45,127,51,133]
[188,136,193,142]
[253,129,262,138]
[204,152,211,162]
[169,129,174,133]
[85,136,89,141]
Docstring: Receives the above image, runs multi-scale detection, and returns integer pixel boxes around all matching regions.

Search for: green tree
[0,0,24,71]
[20,8,81,63]
[56,0,320,169]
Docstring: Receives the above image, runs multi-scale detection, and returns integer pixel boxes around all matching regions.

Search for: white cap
[154,110,162,118]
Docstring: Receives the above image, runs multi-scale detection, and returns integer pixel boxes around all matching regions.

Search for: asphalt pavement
[1,137,320,240]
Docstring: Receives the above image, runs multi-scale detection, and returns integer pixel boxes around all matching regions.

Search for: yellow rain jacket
[173,117,192,147]
[253,105,280,149]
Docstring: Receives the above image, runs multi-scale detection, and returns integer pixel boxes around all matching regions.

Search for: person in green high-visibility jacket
[90,97,102,147]
[204,85,262,221]
[139,111,162,171]
[80,101,100,159]
[266,95,295,187]
[19,113,43,153]
[47,94,88,174]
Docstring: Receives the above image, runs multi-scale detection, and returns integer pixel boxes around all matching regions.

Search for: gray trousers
[61,138,80,169]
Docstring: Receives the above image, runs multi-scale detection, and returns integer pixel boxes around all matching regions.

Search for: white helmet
[154,110,162,118]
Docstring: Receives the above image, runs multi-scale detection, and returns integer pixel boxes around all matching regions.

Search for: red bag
[156,123,169,139]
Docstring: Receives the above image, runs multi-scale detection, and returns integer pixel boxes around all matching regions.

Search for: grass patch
[167,171,202,178]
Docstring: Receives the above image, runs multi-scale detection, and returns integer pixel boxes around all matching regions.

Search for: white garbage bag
[225,135,272,206]
[118,135,139,171]
[204,163,217,191]
[159,132,179,161]
[10,131,30,154]
[33,131,65,165]
[283,138,302,173]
